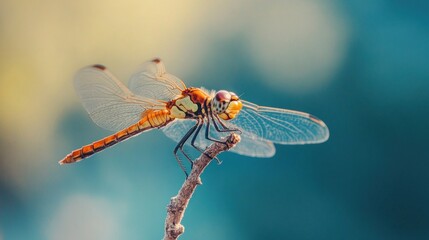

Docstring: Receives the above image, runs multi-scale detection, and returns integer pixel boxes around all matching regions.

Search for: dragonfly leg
[179,147,194,169]
[212,112,242,134]
[190,119,204,151]
[205,115,227,144]
[173,151,188,178]
[203,116,231,164]
[173,121,199,177]
[190,119,222,165]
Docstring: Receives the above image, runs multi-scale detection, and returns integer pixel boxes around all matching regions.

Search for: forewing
[128,58,186,101]
[74,65,164,132]
[162,119,275,158]
[229,100,329,144]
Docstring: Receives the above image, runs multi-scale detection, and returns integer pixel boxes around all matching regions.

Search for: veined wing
[74,65,165,132]
[162,119,276,158]
[128,58,186,101]
[229,100,329,144]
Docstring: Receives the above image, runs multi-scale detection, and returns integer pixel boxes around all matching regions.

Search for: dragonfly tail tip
[58,154,75,165]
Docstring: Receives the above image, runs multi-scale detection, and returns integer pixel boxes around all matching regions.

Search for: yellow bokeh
[0,0,204,195]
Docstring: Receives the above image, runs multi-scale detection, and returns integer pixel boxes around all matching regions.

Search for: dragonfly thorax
[211,90,243,120]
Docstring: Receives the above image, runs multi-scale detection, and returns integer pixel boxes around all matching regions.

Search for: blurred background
[1,0,428,239]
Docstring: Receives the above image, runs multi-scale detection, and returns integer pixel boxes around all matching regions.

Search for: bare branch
[163,133,241,240]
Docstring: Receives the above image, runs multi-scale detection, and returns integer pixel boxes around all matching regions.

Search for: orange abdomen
[59,110,172,164]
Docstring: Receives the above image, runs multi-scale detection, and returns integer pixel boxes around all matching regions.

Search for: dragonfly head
[211,90,243,120]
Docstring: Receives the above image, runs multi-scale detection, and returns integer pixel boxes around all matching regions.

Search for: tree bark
[163,133,241,240]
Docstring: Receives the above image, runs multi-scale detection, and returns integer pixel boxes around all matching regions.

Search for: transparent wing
[74,65,165,132]
[229,100,329,144]
[162,119,275,158]
[128,58,186,101]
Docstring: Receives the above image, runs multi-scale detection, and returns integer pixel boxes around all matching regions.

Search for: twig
[163,133,241,240]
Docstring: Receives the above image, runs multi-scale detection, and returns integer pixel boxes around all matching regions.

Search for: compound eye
[215,90,231,102]
[230,92,239,101]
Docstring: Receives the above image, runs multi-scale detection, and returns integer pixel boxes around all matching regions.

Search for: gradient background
[1,1,429,239]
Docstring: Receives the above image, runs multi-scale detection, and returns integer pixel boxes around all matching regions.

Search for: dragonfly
[59,58,329,175]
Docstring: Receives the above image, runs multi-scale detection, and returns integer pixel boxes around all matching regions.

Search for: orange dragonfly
[60,58,329,175]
